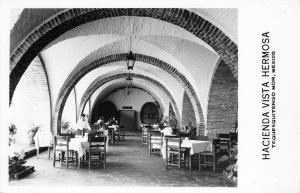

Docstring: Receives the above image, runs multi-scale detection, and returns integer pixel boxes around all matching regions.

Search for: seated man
[96,116,104,127]
[109,117,118,126]
[75,114,91,134]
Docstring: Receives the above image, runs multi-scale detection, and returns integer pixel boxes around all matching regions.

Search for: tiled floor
[9,132,237,187]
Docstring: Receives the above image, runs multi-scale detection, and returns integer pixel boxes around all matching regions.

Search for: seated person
[75,114,91,133]
[109,117,118,125]
[96,116,104,127]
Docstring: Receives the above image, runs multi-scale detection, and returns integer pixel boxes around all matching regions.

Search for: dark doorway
[91,101,118,124]
[140,102,159,125]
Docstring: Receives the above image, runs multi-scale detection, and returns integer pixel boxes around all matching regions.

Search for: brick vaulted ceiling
[10,8,238,132]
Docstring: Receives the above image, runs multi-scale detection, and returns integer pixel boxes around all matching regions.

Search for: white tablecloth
[182,140,212,155]
[69,136,108,157]
[69,137,89,158]
[161,139,212,159]
[108,125,119,131]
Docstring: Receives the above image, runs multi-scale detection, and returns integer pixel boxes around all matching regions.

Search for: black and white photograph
[0,1,299,193]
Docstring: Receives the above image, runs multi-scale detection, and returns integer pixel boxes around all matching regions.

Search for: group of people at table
[73,114,118,133]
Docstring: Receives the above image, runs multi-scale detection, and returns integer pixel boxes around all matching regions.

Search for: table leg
[189,153,192,171]
[199,153,201,171]
[36,147,39,159]
[48,146,50,158]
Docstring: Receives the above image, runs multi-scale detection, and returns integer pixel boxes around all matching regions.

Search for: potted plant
[61,119,71,133]
[9,150,34,179]
[9,124,17,146]
[223,147,238,182]
[27,123,40,144]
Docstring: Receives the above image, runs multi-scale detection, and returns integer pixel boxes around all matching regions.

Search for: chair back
[120,125,125,132]
[229,132,238,145]
[88,133,107,148]
[165,136,182,149]
[54,135,70,149]
[91,125,99,132]
[217,134,230,152]
[142,127,149,134]
[94,130,108,135]
[218,133,230,140]
[149,131,162,146]
[190,135,210,141]
[149,130,161,137]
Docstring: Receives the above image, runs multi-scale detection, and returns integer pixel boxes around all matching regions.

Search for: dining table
[161,138,212,170]
[69,134,109,165]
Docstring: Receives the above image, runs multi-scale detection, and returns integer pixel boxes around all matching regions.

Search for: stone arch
[53,54,201,134]
[10,8,238,104]
[77,73,181,127]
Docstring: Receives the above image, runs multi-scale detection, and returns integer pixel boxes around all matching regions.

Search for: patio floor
[9,132,237,187]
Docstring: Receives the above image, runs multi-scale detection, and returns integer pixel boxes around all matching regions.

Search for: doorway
[140,102,159,125]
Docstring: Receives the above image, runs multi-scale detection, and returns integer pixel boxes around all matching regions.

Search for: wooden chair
[106,126,115,145]
[200,139,219,172]
[142,127,149,144]
[53,135,78,168]
[218,133,231,155]
[165,136,189,170]
[113,125,125,141]
[148,131,162,156]
[119,125,126,141]
[229,132,238,163]
[85,133,107,170]
[91,125,100,132]
[189,135,210,170]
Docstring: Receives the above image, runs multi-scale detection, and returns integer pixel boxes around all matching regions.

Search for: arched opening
[140,102,159,125]
[91,101,117,124]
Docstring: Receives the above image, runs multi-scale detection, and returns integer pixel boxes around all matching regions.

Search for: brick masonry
[182,91,197,128]
[10,8,238,106]
[207,60,238,138]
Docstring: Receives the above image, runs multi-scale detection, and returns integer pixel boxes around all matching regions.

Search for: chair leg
[48,146,50,159]
[213,155,216,172]
[199,153,201,171]
[103,152,106,169]
[53,150,56,167]
[179,153,181,170]
[66,151,69,169]
[89,152,91,170]
[188,153,191,170]
[76,152,78,167]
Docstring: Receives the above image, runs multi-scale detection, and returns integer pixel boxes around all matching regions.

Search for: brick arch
[53,53,204,134]
[77,73,181,128]
[10,8,238,104]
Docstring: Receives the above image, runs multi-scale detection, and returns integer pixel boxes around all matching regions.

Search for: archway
[91,101,117,124]
[140,102,159,125]
[53,54,203,135]
[10,8,238,104]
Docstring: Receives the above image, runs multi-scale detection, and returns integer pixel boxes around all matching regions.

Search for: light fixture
[126,50,135,70]
[125,71,133,95]
[125,17,135,95]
